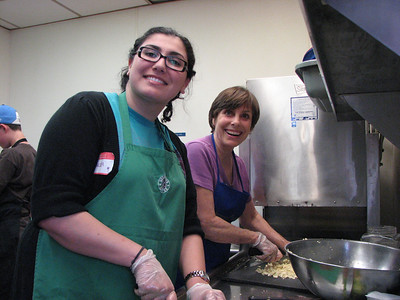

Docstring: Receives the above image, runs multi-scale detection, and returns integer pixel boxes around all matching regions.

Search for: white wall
[2,0,311,148]
[0,27,10,105]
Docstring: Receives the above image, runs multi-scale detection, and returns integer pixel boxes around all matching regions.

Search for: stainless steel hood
[298,0,400,148]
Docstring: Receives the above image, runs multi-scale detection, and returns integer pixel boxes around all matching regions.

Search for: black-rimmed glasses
[136,46,188,72]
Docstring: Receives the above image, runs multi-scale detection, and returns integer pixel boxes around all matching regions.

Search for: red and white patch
[94,152,115,175]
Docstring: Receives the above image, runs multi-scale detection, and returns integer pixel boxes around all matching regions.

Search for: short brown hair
[1,123,21,131]
[208,86,260,132]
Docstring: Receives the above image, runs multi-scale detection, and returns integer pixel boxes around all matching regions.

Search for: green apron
[32,93,186,299]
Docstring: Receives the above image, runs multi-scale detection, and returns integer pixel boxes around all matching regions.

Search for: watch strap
[184,270,210,283]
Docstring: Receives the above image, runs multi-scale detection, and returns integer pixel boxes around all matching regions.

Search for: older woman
[186,86,289,271]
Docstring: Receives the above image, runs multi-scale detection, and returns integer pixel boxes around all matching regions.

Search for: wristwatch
[184,270,210,284]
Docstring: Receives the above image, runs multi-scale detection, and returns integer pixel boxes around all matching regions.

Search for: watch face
[202,272,210,281]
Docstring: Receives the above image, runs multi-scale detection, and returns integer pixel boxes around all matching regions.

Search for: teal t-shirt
[104,92,171,165]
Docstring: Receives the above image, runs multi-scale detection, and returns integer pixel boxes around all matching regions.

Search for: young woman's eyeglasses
[136,47,188,72]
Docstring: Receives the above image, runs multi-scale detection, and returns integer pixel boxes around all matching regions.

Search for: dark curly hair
[120,27,196,122]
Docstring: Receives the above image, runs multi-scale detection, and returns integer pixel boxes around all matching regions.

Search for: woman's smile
[144,75,167,85]
[225,129,241,137]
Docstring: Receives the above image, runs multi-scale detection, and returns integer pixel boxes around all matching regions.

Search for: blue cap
[0,104,21,125]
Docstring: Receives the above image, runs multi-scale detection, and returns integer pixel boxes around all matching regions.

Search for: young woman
[186,86,289,272]
[11,27,224,300]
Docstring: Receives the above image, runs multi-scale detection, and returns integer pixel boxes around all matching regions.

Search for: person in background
[0,104,36,300]
[11,27,225,300]
[186,86,290,272]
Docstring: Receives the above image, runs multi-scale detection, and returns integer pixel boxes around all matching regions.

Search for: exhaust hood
[298,0,400,148]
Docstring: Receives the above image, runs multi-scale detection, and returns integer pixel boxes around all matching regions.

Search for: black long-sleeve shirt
[11,91,203,300]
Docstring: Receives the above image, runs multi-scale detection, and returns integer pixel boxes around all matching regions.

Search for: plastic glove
[186,283,226,300]
[252,232,283,263]
[131,249,176,300]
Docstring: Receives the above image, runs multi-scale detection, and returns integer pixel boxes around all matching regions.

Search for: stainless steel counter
[210,280,319,300]
[178,251,320,300]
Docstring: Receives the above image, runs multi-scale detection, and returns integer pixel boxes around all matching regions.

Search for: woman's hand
[131,249,177,300]
[186,283,226,300]
[252,232,283,263]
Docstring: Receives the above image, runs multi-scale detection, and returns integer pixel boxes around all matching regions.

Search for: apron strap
[211,134,246,191]
[117,92,134,146]
[118,93,176,152]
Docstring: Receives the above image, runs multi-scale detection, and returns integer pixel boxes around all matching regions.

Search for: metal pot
[285,239,400,299]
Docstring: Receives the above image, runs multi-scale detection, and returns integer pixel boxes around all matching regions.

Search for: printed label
[290,96,318,121]
[94,152,115,175]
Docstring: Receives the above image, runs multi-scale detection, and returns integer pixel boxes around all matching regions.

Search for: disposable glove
[252,232,283,263]
[131,249,176,300]
[186,283,226,300]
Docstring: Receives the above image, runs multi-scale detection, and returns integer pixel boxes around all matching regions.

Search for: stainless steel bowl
[285,239,400,299]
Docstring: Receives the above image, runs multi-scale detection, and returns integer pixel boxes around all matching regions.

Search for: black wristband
[130,246,145,268]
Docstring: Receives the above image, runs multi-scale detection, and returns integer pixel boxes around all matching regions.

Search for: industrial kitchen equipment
[178,1,400,298]
[241,75,369,241]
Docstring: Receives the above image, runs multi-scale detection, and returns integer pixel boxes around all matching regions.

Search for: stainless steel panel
[324,0,400,56]
[243,76,366,207]
[343,92,400,149]
[366,133,380,226]
[380,138,400,230]
[298,0,400,148]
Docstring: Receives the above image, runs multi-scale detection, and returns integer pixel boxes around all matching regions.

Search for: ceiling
[0,0,178,30]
